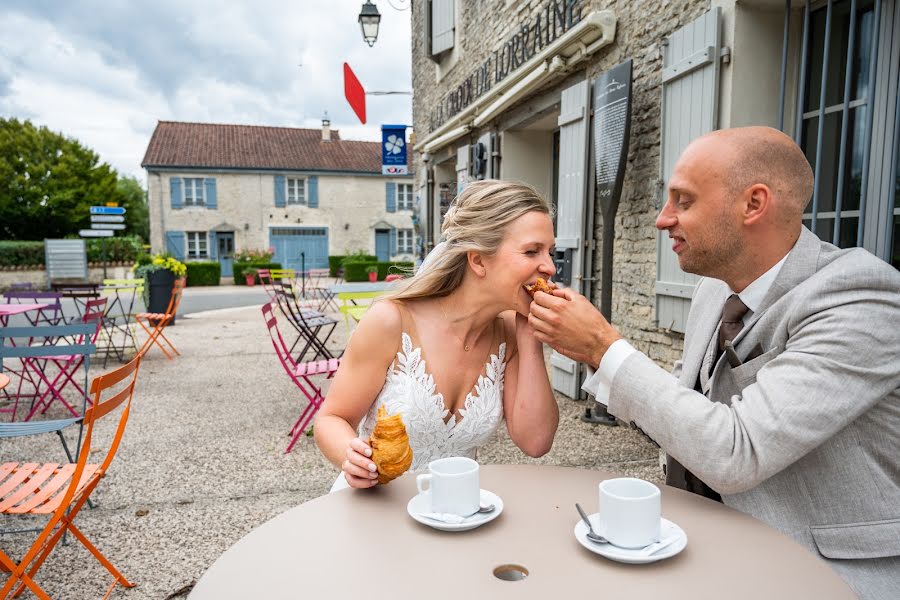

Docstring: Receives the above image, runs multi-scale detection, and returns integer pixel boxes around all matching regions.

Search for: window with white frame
[186,232,209,259]
[286,178,306,205]
[184,178,205,206]
[397,229,414,254]
[397,183,414,210]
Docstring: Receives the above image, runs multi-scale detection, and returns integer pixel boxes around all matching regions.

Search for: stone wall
[411,0,711,370]
[0,264,135,291]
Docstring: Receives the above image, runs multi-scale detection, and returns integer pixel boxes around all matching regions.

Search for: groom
[528,127,900,598]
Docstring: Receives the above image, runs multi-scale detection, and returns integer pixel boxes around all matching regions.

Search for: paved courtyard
[1,289,662,599]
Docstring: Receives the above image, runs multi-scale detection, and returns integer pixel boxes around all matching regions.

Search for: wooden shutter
[165,231,185,261]
[204,178,217,209]
[656,8,721,333]
[274,175,286,207]
[431,0,455,56]
[551,78,592,399]
[308,176,319,208]
[170,177,183,209]
[208,231,217,260]
[385,182,397,212]
[389,227,398,256]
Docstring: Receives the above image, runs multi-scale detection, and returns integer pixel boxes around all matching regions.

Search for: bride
[314,180,559,490]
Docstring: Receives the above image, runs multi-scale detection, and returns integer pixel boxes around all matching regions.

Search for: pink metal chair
[23,297,106,420]
[261,302,339,453]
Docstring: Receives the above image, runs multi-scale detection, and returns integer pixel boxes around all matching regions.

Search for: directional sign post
[83,205,127,278]
[79,229,114,237]
[90,206,126,216]
[90,215,126,223]
[91,223,127,231]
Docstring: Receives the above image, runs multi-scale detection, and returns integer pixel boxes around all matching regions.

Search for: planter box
[147,269,177,325]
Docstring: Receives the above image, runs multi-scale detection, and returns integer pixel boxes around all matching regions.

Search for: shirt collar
[732,251,790,314]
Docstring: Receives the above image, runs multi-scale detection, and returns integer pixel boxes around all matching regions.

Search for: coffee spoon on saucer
[575,503,608,544]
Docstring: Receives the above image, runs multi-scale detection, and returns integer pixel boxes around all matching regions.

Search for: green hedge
[343,261,414,282]
[233,261,282,285]
[0,236,144,267]
[185,262,221,286]
[328,255,346,277]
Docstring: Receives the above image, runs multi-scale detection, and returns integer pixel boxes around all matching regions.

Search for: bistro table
[330,281,397,326]
[0,303,52,327]
[189,465,854,599]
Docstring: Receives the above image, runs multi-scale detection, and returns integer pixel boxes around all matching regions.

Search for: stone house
[141,121,416,276]
[410,0,899,397]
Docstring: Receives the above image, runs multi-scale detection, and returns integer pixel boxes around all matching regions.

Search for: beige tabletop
[189,465,854,599]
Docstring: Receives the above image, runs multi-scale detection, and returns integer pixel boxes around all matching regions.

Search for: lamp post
[358,1,381,47]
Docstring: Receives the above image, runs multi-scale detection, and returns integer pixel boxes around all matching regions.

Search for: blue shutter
[165,231,185,260]
[274,175,286,207]
[208,231,217,260]
[385,182,396,213]
[170,177,183,209]
[204,178,217,209]
[389,227,397,256]
[308,176,319,208]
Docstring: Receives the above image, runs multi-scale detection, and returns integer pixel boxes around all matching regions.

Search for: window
[789,0,898,266]
[397,183,414,210]
[184,178,205,206]
[186,232,209,259]
[397,229,414,254]
[286,178,306,205]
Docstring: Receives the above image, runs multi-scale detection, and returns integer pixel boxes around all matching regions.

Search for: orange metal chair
[0,352,142,600]
[135,278,186,359]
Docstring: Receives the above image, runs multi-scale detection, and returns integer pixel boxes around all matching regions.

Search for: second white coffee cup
[598,477,661,548]
[416,456,480,517]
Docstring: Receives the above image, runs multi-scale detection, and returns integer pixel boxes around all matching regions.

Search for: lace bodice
[357,332,507,471]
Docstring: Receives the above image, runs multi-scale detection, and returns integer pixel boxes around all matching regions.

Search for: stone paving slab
[0,298,662,599]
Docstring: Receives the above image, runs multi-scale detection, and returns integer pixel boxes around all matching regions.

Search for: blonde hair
[384,179,551,302]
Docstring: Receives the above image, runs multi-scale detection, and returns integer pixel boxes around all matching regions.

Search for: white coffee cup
[598,477,661,549]
[416,457,480,517]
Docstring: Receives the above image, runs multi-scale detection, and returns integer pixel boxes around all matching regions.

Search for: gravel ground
[0,298,662,599]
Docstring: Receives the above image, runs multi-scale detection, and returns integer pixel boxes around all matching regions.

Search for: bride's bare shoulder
[355,299,403,338]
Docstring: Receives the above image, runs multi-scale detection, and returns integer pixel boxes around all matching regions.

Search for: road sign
[381,124,408,175]
[344,63,366,124]
[79,229,114,237]
[90,206,126,215]
[90,215,126,223]
[91,223,126,231]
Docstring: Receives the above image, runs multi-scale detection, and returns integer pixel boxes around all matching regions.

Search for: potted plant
[244,267,258,287]
[366,265,378,282]
[133,254,187,324]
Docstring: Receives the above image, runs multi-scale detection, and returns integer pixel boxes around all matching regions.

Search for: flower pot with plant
[244,268,258,287]
[366,265,378,282]
[133,254,187,325]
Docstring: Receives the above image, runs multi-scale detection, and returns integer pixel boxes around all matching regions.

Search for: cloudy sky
[0,0,412,182]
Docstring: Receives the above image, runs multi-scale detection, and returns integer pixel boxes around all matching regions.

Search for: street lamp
[358,1,381,47]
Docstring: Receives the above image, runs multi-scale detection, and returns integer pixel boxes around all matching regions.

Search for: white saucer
[574,514,687,564]
[407,489,503,532]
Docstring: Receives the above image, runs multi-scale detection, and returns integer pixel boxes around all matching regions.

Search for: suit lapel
[682,281,729,389]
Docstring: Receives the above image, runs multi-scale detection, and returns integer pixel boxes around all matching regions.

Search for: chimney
[321,113,331,142]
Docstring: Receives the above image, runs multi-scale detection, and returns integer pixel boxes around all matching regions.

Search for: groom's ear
[467,251,487,277]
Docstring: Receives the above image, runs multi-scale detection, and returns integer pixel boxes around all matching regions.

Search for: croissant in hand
[369,406,414,484]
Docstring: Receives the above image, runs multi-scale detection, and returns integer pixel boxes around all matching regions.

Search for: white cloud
[0,0,412,181]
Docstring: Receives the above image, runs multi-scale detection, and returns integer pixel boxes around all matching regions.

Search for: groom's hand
[528,288,622,369]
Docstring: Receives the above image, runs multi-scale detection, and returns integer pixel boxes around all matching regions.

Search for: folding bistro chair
[272,287,339,363]
[135,278,186,360]
[262,303,339,453]
[99,279,143,366]
[0,352,142,600]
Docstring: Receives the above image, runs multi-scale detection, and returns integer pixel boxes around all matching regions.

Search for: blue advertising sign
[90,206,126,215]
[381,124,408,175]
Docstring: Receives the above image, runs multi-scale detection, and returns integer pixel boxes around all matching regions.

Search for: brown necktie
[716,294,749,362]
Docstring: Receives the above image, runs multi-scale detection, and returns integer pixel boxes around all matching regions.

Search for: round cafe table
[189,465,854,599]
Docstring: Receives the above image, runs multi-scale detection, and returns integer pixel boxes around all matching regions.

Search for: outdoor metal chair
[99,279,144,366]
[2,292,66,327]
[0,352,142,600]
[135,278,186,360]
[272,286,339,363]
[261,303,339,453]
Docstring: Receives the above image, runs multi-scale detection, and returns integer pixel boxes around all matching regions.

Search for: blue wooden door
[216,232,235,276]
[374,230,390,261]
[270,227,329,271]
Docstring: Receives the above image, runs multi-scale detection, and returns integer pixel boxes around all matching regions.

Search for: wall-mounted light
[358,1,381,47]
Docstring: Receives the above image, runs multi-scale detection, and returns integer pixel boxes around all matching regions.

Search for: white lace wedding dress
[330,328,507,492]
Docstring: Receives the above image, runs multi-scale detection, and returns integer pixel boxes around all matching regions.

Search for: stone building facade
[410,0,900,396]
[143,121,416,276]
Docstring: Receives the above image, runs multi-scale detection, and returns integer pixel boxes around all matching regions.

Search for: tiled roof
[142,121,408,174]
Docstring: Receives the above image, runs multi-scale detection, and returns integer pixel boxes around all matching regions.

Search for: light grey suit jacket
[608,228,900,599]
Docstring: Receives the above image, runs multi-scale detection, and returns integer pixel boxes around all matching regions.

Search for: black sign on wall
[592,59,633,321]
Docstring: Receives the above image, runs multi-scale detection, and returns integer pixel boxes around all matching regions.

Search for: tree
[0,118,129,240]
[117,175,150,243]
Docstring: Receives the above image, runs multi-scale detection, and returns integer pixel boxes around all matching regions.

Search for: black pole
[301,252,306,297]
[102,237,108,280]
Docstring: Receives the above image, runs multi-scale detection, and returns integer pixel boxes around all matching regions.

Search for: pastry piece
[368,406,414,484]
[524,277,554,297]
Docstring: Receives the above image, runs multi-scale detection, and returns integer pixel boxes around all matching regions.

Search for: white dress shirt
[582,252,791,405]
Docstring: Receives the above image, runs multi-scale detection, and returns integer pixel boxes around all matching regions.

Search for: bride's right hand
[343,437,379,488]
